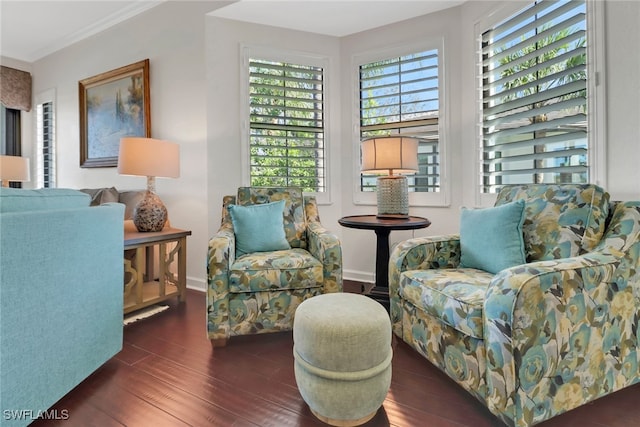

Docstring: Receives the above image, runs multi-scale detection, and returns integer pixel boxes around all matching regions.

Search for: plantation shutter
[37,101,55,188]
[359,49,440,193]
[481,0,587,193]
[249,58,325,192]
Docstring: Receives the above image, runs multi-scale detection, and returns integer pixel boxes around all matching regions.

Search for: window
[1,105,21,155]
[247,57,325,193]
[480,0,588,193]
[36,93,56,188]
[1,105,23,188]
[359,48,441,195]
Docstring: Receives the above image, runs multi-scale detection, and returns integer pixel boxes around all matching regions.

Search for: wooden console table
[123,227,191,314]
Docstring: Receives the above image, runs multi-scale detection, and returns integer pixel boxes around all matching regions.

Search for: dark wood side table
[339,215,431,309]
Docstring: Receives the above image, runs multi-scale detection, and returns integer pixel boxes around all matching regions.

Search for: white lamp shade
[361,136,419,175]
[117,137,180,178]
[0,155,30,182]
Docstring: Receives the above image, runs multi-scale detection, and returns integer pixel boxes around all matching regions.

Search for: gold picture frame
[79,59,150,168]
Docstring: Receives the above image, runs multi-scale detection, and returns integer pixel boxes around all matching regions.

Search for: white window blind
[481,0,587,193]
[36,100,55,188]
[359,49,440,193]
[248,58,325,192]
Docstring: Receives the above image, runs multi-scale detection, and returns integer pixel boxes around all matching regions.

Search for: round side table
[338,215,431,308]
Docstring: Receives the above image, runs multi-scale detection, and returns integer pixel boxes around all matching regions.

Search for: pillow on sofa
[79,187,119,206]
[228,200,291,257]
[118,190,145,220]
[459,199,526,274]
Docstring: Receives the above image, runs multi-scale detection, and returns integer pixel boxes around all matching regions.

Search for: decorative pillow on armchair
[228,200,291,257]
[459,199,526,274]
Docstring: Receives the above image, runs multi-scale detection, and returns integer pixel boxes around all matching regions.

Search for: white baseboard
[187,276,206,292]
[343,269,374,284]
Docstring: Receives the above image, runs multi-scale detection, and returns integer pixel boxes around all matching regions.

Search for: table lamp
[0,155,30,187]
[117,137,180,232]
[361,136,419,219]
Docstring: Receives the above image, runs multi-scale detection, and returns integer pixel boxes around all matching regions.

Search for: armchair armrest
[483,201,640,425]
[388,235,461,330]
[303,195,342,293]
[206,221,236,342]
[389,234,461,291]
[483,252,627,426]
[307,220,342,293]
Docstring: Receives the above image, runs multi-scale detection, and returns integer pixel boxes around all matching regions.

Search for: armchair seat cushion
[400,268,494,339]
[229,248,323,293]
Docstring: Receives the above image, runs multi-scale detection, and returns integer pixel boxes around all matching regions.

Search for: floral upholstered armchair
[207,187,342,346]
[389,184,640,426]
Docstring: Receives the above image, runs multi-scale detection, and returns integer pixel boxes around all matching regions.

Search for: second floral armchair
[207,187,342,346]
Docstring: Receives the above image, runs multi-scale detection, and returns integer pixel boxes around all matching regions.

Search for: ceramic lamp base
[133,190,168,232]
[376,175,409,219]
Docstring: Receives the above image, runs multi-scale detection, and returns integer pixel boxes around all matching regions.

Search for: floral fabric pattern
[225,288,321,337]
[207,188,342,342]
[400,268,494,339]
[389,234,461,337]
[399,298,487,402]
[495,184,610,262]
[389,185,640,427]
[229,248,323,293]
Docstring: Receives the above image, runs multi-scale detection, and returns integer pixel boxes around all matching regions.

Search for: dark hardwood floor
[34,283,639,427]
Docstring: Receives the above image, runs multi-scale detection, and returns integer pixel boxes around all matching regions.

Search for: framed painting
[79,59,150,168]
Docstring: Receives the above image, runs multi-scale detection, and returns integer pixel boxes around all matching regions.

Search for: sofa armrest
[1,202,124,417]
[307,220,342,293]
[483,252,629,425]
[206,222,236,341]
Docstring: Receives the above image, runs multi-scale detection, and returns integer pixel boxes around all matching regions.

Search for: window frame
[474,0,606,207]
[352,39,450,207]
[240,45,332,205]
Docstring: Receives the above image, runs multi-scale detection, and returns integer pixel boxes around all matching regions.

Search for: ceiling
[0,0,465,63]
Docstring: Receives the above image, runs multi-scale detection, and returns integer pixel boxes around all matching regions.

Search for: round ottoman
[293,293,392,426]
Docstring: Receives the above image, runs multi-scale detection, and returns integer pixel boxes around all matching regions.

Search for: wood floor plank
[135,354,323,426]
[107,358,260,426]
[32,287,640,426]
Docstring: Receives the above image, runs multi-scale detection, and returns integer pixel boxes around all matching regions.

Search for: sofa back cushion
[79,187,119,206]
[118,190,145,220]
[236,187,307,249]
[0,188,90,213]
[494,184,610,261]
[79,188,144,220]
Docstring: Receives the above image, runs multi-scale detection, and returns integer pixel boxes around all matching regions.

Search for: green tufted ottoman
[293,293,392,426]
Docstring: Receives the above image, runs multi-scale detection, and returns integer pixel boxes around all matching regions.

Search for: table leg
[369,228,391,310]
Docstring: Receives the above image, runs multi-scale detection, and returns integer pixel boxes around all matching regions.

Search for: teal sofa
[0,188,124,426]
[389,184,640,426]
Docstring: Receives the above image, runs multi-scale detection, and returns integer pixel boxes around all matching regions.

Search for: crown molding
[26,1,164,62]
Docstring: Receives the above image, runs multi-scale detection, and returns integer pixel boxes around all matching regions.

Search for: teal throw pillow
[228,200,291,257]
[459,199,526,274]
